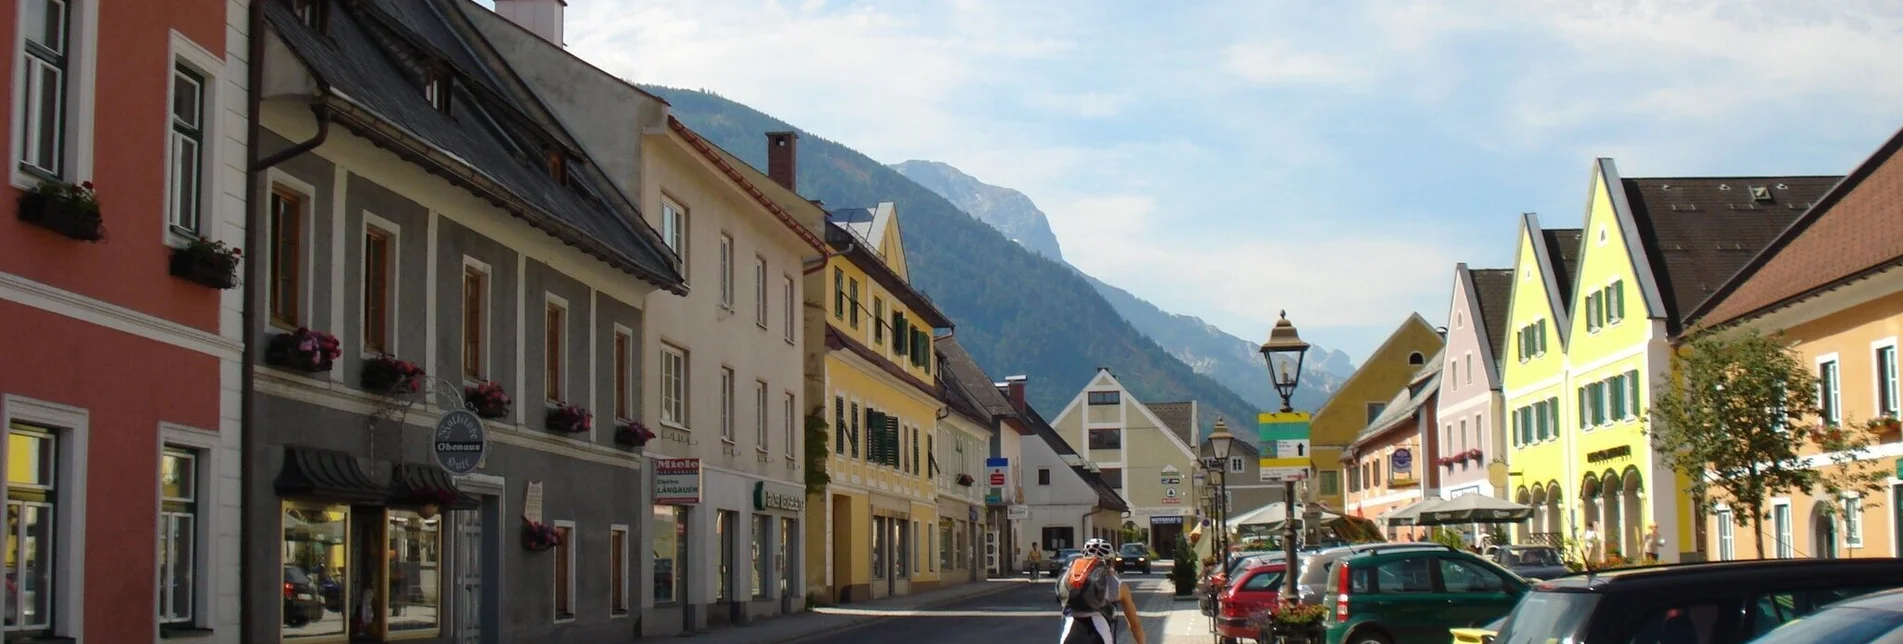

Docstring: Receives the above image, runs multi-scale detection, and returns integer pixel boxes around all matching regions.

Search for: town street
[796,569,1201,644]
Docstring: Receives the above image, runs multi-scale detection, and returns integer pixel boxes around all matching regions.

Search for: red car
[1216,562,1286,644]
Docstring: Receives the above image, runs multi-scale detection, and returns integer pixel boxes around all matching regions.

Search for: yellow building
[1690,128,1903,561]
[1501,215,1581,545]
[800,202,953,601]
[1312,314,1444,510]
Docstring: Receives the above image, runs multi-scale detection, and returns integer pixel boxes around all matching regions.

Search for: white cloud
[1224,42,1366,86]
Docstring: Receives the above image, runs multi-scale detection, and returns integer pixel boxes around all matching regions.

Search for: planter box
[19,192,104,242]
[1266,623,1325,644]
[168,247,239,289]
[265,333,334,373]
[469,401,509,420]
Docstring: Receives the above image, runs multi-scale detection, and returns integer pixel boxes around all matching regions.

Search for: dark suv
[1490,558,1903,644]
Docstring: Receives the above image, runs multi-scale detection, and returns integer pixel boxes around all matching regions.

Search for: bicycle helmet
[1083,538,1115,559]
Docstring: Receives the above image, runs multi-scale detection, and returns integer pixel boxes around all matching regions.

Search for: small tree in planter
[1169,532,1198,596]
[545,402,592,434]
[266,327,341,372]
[169,238,242,289]
[464,381,511,420]
[19,179,104,241]
[614,421,656,448]
[361,355,425,394]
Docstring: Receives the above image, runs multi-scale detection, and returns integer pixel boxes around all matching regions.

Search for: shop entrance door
[454,508,484,644]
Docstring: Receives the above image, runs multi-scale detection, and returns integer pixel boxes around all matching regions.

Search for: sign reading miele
[754,481,804,513]
[653,458,703,505]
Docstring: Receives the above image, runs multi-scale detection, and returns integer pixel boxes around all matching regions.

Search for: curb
[778,580,1031,643]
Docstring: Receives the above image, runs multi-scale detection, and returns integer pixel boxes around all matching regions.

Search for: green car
[1319,548,1529,644]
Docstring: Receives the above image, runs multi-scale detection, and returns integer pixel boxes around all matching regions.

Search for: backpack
[1056,557,1117,614]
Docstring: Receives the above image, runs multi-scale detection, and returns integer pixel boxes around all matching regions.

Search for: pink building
[1436,264,1515,543]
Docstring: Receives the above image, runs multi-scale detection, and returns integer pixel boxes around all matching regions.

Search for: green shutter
[1538,320,1548,354]
[1587,293,1599,331]
[865,409,880,463]
[1612,282,1626,321]
[894,315,909,356]
[849,403,861,458]
[1610,375,1626,420]
[835,397,847,455]
[1578,387,1588,430]
[1626,369,1641,417]
[834,268,845,319]
[885,415,901,467]
[911,427,921,473]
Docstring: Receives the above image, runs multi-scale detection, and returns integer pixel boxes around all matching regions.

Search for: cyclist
[1057,538,1145,644]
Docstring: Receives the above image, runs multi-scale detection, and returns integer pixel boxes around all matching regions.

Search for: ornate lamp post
[1259,311,1310,599]
[1204,419,1236,567]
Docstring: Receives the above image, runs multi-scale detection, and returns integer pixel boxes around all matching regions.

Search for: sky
[502,0,1903,362]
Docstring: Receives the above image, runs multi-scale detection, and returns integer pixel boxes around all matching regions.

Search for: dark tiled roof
[937,335,1017,419]
[1468,268,1514,366]
[1542,229,1584,310]
[1022,405,1128,512]
[824,215,952,327]
[1621,176,1841,331]
[1696,131,1903,326]
[1144,401,1194,449]
[263,0,682,290]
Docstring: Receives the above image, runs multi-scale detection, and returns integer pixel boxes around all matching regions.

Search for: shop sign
[653,458,702,505]
[1150,515,1184,525]
[1258,411,1313,482]
[432,410,487,476]
[1008,504,1030,520]
[753,481,804,513]
[985,457,1010,505]
[1391,448,1414,476]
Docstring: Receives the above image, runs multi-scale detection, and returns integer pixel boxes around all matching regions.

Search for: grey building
[245,1,684,643]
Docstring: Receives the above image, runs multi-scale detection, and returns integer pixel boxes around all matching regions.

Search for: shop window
[552,521,574,621]
[282,504,443,640]
[7,425,61,637]
[609,525,628,616]
[940,519,952,570]
[871,517,886,579]
[158,447,200,627]
[386,510,442,633]
[717,510,736,602]
[651,506,685,604]
[281,502,349,641]
[777,517,794,596]
[897,520,911,578]
[752,515,770,599]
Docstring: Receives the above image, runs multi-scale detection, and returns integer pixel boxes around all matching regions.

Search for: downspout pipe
[242,5,333,638]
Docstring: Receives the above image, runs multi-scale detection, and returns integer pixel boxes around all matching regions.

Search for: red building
[1,1,243,641]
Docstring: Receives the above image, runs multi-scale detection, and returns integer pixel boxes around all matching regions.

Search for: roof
[825,214,953,328]
[1619,176,1841,332]
[1538,557,1903,593]
[1020,404,1128,512]
[263,0,683,291]
[1542,228,1584,309]
[1144,401,1195,449]
[1693,128,1903,327]
[1467,268,1514,365]
[937,335,1018,420]
[1351,351,1442,448]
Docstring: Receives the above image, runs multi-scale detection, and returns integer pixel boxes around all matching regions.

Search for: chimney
[766,131,799,192]
[1000,375,1028,412]
[494,0,566,46]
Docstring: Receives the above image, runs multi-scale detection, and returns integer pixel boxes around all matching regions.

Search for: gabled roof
[1144,401,1196,449]
[1313,313,1442,426]
[1543,228,1585,308]
[1464,266,1513,378]
[937,335,1018,420]
[263,0,684,292]
[1510,214,1577,348]
[1352,350,1443,448]
[1021,404,1129,512]
[824,213,953,327]
[1692,126,1903,327]
[1618,175,1841,333]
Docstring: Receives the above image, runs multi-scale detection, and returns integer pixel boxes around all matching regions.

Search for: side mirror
[1480,636,1496,644]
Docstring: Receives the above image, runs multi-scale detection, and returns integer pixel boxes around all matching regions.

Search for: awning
[1417,494,1533,525]
[389,463,481,511]
[274,446,386,503]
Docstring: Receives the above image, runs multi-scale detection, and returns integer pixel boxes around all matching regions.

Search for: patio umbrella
[1417,494,1534,526]
[1380,497,1448,527]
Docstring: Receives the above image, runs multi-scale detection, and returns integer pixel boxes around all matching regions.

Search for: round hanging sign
[434,410,488,475]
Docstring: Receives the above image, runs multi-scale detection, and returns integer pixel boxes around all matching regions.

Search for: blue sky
[517,0,1903,362]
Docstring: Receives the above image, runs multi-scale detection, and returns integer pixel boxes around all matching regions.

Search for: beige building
[1050,369,1201,555]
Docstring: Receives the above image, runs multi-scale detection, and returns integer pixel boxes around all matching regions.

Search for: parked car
[1749,586,1903,643]
[282,565,327,627]
[1216,562,1286,644]
[1293,542,1451,605]
[1322,547,1529,644]
[1486,558,1903,644]
[1480,545,1570,581]
[1117,542,1153,574]
[1203,551,1282,616]
[1049,548,1081,573]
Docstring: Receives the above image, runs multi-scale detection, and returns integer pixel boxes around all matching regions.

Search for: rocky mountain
[646,85,1281,431]
[890,160,1352,412]
[889,160,1066,261]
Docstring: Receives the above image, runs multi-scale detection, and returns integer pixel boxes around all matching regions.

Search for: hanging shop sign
[653,458,703,505]
[432,410,487,475]
[753,481,804,513]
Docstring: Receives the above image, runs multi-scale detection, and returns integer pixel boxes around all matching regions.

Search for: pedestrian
[1643,525,1664,563]
[1027,542,1045,580]
[1056,538,1146,644]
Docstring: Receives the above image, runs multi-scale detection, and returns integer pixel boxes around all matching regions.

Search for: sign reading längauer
[652,458,702,505]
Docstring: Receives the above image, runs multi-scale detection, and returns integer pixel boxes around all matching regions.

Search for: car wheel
[1347,628,1393,644]
[1218,638,1239,644]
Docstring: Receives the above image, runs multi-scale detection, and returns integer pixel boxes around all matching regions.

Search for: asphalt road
[796,572,1174,644]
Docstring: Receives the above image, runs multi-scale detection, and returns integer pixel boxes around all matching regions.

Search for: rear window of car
[1240,570,1285,591]
[1494,591,1600,644]
[1751,607,1903,644]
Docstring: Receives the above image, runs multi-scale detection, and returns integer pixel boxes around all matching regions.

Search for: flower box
[18,180,104,242]
[522,519,562,552]
[266,328,341,373]
[955,473,975,487]
[614,421,655,448]
[545,403,592,434]
[464,382,512,420]
[361,356,425,394]
[168,238,241,289]
[1868,417,1901,435]
[1465,448,1484,462]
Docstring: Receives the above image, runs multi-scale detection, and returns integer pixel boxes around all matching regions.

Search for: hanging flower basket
[406,488,458,519]
[1867,417,1901,436]
[522,518,562,552]
[614,421,656,448]
[266,327,341,373]
[464,382,512,420]
[545,402,592,434]
[361,355,425,394]
[955,473,975,487]
[168,238,241,289]
[18,179,104,242]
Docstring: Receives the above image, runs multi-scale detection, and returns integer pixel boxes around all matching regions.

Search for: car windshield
[1494,591,1601,644]
[1058,549,1080,559]
[1507,547,1562,567]
[1751,606,1903,644]
[1120,544,1146,555]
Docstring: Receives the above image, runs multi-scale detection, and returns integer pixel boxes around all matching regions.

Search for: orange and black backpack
[1055,557,1116,614]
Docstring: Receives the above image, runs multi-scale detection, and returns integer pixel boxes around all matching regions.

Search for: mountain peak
[890,160,1066,262]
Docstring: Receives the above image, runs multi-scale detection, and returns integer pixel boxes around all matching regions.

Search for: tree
[1649,329,1890,559]
[1169,531,1198,595]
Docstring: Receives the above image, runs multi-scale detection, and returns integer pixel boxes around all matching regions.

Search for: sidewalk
[674,578,1032,643]
[1124,574,1216,644]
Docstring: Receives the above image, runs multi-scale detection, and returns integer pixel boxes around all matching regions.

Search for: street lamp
[1205,418,1236,569]
[1259,311,1309,599]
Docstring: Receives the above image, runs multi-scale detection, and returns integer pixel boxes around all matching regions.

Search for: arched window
[1408,352,1425,366]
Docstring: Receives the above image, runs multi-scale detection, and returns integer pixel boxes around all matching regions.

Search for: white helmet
[1083,538,1115,559]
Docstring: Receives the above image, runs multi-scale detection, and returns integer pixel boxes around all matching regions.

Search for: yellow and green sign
[1258,411,1312,482]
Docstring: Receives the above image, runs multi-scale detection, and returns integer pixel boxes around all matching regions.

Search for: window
[1773,503,1793,558]
[461,262,488,380]
[552,521,575,620]
[1370,557,1432,593]
[1087,391,1120,406]
[755,380,769,449]
[832,268,845,320]
[1465,353,1473,386]
[720,367,736,441]
[386,509,442,634]
[17,0,70,177]
[847,279,860,328]
[872,517,886,579]
[717,511,736,601]
[872,297,885,345]
[940,519,953,569]
[292,0,327,30]
[1438,558,1506,593]
[362,225,393,355]
[1229,457,1244,473]
[269,187,304,328]
[168,65,206,233]
[1037,468,1052,486]
[613,328,633,420]
[281,502,347,641]
[782,276,796,341]
[660,345,687,427]
[545,151,564,185]
[651,506,686,604]
[1819,359,1842,426]
[1846,496,1864,548]
[158,447,198,626]
[752,515,770,599]
[754,257,768,327]
[545,298,567,402]
[1878,345,1899,419]
[784,393,796,456]
[1088,427,1121,450]
[609,526,628,615]
[1716,509,1734,560]
[1408,351,1425,366]
[423,68,450,114]
[778,518,795,596]
[718,234,734,308]
[662,198,687,262]
[1319,470,1340,496]
[1366,402,1386,425]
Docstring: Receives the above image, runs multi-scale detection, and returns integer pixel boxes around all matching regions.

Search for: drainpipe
[801,246,843,275]
[242,4,333,638]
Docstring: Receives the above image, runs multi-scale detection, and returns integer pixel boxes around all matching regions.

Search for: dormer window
[424,68,451,115]
[545,151,566,184]
[293,0,327,31]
